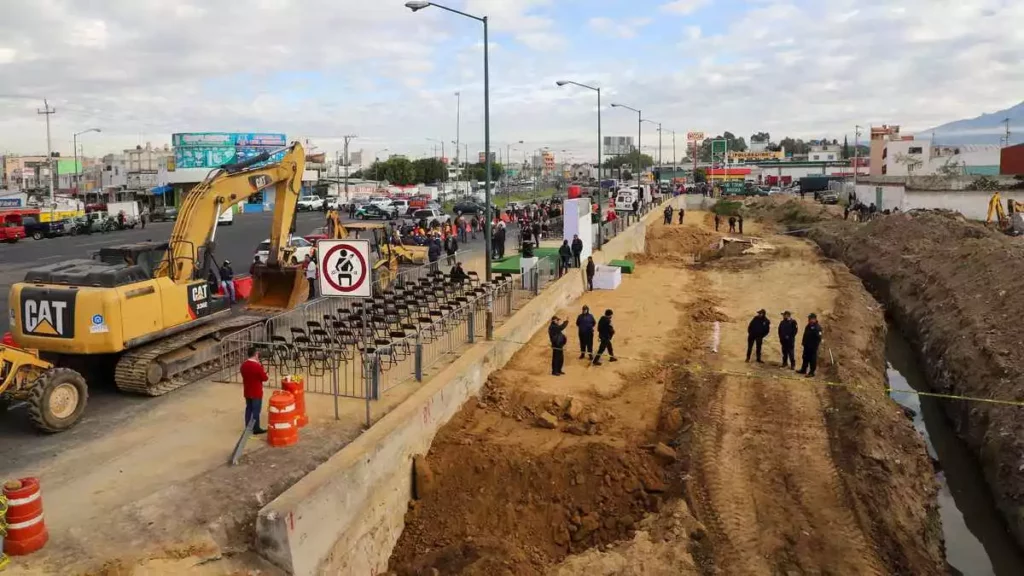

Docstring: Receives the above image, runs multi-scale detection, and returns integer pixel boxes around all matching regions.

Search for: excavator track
[114,315,265,396]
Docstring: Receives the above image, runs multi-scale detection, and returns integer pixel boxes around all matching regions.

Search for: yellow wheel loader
[7,142,310,412]
[0,344,87,433]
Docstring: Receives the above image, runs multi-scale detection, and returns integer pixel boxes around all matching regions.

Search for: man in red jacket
[240,346,269,434]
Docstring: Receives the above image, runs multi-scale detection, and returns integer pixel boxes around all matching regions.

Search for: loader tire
[28,368,88,433]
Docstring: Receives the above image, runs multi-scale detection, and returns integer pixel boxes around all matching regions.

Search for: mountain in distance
[917,100,1024,145]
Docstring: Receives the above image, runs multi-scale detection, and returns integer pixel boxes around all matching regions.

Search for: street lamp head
[555,80,569,87]
[405,1,430,11]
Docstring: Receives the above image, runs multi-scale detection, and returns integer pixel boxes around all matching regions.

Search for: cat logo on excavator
[21,288,76,338]
[249,174,272,191]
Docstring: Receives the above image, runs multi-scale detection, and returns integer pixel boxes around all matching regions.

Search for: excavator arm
[160,142,306,282]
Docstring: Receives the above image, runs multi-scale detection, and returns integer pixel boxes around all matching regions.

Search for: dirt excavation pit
[389,221,712,575]
[389,211,949,575]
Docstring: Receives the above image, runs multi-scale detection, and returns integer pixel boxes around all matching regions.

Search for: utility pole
[1003,117,1012,147]
[342,134,357,201]
[853,125,861,188]
[38,99,56,217]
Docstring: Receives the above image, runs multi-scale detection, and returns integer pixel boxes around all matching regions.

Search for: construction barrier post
[2,478,48,556]
[414,333,423,382]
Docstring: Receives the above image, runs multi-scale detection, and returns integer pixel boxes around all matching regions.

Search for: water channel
[885,326,1024,575]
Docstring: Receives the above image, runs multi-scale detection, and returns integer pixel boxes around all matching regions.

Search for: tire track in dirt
[688,246,887,575]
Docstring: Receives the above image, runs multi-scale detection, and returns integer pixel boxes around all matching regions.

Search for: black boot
[578,353,586,360]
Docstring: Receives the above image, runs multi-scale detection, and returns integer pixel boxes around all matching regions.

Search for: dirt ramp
[809,210,1024,550]
[637,222,721,264]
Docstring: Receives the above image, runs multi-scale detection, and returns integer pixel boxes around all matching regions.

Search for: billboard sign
[603,136,634,156]
[687,131,705,142]
[728,150,785,162]
[172,132,287,169]
[543,152,555,169]
[477,151,496,164]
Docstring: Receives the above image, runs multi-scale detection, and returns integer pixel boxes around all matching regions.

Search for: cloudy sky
[0,0,1021,164]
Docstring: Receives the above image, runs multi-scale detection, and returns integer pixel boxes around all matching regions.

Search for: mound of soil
[745,196,841,229]
[389,431,675,576]
[633,225,720,264]
[809,210,1024,549]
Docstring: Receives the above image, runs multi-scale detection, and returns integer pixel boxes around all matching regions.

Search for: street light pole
[407,0,494,339]
[610,103,642,182]
[342,134,356,202]
[72,128,101,202]
[455,91,461,186]
[556,80,603,247]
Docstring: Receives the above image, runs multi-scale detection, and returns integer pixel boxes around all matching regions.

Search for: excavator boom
[160,142,308,310]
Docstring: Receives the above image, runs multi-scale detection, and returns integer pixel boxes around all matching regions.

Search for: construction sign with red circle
[317,239,372,298]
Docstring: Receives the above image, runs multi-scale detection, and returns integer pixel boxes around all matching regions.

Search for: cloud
[0,0,1022,164]
[660,0,710,16]
[588,17,653,39]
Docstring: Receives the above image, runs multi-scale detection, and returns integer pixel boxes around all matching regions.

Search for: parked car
[768,187,782,195]
[150,206,178,222]
[819,192,840,205]
[22,215,66,240]
[0,212,26,243]
[453,200,493,216]
[254,236,315,265]
[411,208,451,228]
[304,226,329,244]
[297,196,325,211]
[388,198,411,215]
[356,204,397,220]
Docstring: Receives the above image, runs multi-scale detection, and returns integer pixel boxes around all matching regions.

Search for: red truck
[0,212,26,243]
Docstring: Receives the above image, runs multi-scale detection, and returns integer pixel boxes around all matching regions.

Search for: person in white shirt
[304,254,317,299]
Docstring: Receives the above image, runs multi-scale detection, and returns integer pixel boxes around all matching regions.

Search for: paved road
[0,209,502,454]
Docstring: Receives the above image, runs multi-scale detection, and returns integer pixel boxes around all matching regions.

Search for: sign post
[687,132,704,187]
[316,239,373,424]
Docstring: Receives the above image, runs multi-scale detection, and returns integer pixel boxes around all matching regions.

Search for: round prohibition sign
[322,242,369,293]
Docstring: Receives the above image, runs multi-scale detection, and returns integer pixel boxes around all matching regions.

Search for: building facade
[870,125,902,176]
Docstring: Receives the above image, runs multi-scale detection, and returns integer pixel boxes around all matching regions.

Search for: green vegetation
[711,200,743,216]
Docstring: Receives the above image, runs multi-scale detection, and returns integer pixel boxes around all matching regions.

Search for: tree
[349,169,365,179]
[369,157,417,185]
[600,151,655,171]
[413,158,447,184]
[842,136,850,160]
[894,153,923,179]
[693,168,707,183]
[467,161,504,182]
[750,132,771,143]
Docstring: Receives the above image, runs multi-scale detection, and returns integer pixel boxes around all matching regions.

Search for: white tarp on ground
[563,198,593,260]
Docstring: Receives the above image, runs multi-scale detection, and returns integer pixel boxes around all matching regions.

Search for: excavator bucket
[248,264,309,310]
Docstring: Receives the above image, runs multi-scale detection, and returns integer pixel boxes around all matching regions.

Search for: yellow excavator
[986,191,1024,235]
[1,142,309,432]
[322,210,402,288]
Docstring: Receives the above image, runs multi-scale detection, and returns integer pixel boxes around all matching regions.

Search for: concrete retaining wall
[254,200,671,575]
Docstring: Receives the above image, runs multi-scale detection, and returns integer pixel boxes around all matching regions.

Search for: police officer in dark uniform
[549,315,569,376]
[797,313,823,377]
[745,309,770,363]
[592,309,617,365]
[778,311,798,368]
[575,305,596,360]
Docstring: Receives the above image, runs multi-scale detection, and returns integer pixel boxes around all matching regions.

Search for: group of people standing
[746,309,824,376]
[558,235,585,276]
[713,212,744,234]
[663,204,685,225]
[549,306,617,375]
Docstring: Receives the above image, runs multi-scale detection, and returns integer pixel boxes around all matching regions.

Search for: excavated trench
[886,326,1024,575]
[807,211,1024,553]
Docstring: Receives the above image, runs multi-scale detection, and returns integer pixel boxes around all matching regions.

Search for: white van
[615,188,637,210]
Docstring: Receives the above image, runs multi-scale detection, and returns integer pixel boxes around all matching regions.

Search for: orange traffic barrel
[3,478,48,556]
[281,375,308,428]
[267,390,298,447]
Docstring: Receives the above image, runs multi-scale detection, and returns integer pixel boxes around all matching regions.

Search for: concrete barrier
[254,201,670,575]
